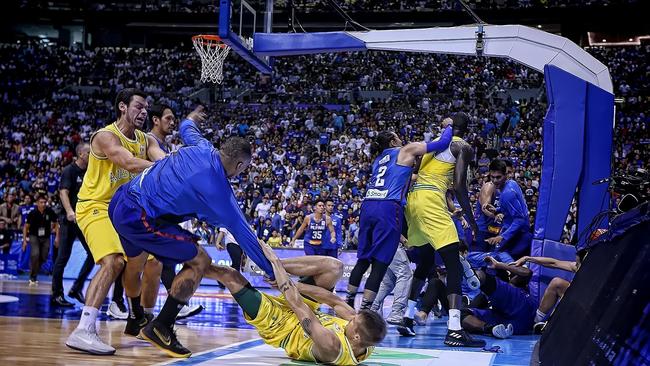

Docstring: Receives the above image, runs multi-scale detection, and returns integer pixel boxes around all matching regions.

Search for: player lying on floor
[460,256,536,339]
[205,244,386,366]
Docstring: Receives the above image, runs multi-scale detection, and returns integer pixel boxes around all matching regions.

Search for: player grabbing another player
[65,88,167,355]
[206,243,386,365]
[398,112,485,347]
[108,107,276,358]
[346,123,453,311]
[147,103,203,320]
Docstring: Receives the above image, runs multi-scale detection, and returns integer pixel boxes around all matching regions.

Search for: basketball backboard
[218,0,273,73]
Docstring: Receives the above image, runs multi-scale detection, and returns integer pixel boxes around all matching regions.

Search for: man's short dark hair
[357,309,387,345]
[504,159,514,169]
[114,88,146,118]
[314,198,325,206]
[452,112,470,136]
[221,136,252,161]
[489,159,507,174]
[147,103,172,131]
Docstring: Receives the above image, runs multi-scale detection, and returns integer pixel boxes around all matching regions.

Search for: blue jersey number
[376,166,388,187]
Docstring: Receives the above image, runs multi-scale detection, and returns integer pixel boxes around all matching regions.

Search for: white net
[192,35,231,84]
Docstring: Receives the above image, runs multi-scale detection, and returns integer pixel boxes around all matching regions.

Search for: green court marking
[369,348,438,360]
[278,348,437,365]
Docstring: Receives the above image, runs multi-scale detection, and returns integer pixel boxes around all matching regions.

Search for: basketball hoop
[192,35,231,84]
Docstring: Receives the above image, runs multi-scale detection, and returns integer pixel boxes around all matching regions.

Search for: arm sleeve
[425,126,453,153]
[206,189,276,280]
[499,190,529,243]
[179,119,212,148]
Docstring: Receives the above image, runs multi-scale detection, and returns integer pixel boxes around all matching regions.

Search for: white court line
[153,338,263,365]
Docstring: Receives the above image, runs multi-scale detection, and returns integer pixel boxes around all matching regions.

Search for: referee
[50,143,95,306]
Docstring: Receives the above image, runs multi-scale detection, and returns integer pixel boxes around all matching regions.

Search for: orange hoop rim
[192,34,228,48]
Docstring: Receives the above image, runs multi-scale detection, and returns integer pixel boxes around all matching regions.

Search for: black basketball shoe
[444,329,486,347]
[397,317,416,337]
[140,320,191,358]
[124,312,154,337]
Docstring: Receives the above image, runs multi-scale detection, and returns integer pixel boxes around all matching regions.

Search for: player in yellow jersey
[397,112,485,348]
[66,88,167,355]
[206,242,386,365]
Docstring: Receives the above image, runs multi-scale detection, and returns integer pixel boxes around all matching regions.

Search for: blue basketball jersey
[322,213,343,249]
[365,148,413,205]
[475,188,502,235]
[304,214,326,246]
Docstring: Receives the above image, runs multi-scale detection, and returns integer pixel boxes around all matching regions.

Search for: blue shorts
[108,185,199,265]
[469,277,537,334]
[304,245,338,258]
[357,200,403,265]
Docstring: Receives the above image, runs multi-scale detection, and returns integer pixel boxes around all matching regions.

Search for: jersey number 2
[375,166,388,187]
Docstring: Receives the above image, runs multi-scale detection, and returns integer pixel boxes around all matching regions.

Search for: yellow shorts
[245,292,319,349]
[76,200,124,263]
[405,189,458,250]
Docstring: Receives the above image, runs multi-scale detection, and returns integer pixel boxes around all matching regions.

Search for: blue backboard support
[219,0,273,74]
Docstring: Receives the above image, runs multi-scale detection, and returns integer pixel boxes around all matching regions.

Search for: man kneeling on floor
[460,256,536,339]
[206,243,386,365]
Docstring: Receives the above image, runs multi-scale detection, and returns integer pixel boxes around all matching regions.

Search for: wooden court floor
[0,278,538,366]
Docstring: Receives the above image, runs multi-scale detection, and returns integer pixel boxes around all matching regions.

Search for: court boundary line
[154,338,264,365]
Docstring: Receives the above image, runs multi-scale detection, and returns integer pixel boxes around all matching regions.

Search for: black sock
[360,298,373,311]
[157,295,185,328]
[346,292,356,306]
[127,296,144,320]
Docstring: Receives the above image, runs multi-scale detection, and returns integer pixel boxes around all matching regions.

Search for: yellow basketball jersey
[249,293,372,365]
[414,136,465,192]
[78,122,148,203]
[283,311,373,365]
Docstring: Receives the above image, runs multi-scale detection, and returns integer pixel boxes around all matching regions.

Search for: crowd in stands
[14,0,641,13]
[0,42,648,255]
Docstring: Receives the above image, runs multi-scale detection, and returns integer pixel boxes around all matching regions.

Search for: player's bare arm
[452,141,479,234]
[514,256,578,273]
[295,282,356,320]
[260,242,341,362]
[93,131,153,173]
[326,216,336,243]
[146,134,168,161]
[479,182,497,217]
[291,215,310,244]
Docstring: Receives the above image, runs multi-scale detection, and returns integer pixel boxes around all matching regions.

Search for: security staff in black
[23,194,59,284]
[51,143,95,306]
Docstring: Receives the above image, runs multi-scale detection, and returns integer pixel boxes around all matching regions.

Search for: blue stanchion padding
[577,83,614,245]
[529,239,576,303]
[537,65,587,241]
[254,32,367,56]
[534,77,555,240]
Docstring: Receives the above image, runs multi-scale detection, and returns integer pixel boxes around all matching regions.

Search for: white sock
[77,306,99,331]
[535,309,547,323]
[448,309,462,331]
[144,307,154,314]
[405,300,417,319]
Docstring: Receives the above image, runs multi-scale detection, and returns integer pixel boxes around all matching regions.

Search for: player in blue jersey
[146,104,204,320]
[108,106,274,358]
[345,123,453,310]
[290,199,336,256]
[461,256,536,338]
[323,199,344,258]
[483,160,532,259]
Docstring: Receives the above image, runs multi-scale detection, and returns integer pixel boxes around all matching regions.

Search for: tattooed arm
[260,241,341,363]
